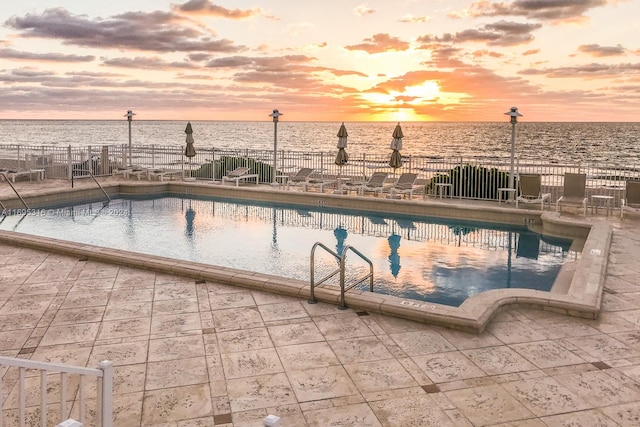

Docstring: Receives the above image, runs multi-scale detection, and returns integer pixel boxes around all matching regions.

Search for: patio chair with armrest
[621,180,640,218]
[343,172,388,196]
[517,174,551,210]
[222,166,259,186]
[385,173,420,199]
[556,172,587,215]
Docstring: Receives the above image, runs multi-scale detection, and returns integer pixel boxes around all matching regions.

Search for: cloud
[344,33,410,53]
[171,0,264,19]
[578,44,627,57]
[5,7,246,53]
[355,4,376,16]
[467,0,607,23]
[102,56,198,70]
[203,54,367,80]
[523,48,540,55]
[519,62,640,78]
[472,49,504,58]
[417,20,541,47]
[398,15,429,23]
[0,48,94,62]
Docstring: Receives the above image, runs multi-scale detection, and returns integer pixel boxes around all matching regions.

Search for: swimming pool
[0,195,575,307]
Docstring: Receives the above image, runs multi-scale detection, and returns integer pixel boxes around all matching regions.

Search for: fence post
[67,145,72,181]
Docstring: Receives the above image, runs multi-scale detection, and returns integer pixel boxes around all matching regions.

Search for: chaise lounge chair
[556,172,587,215]
[0,168,39,183]
[222,166,259,186]
[147,168,183,182]
[517,174,551,211]
[385,173,420,199]
[343,172,388,196]
[621,180,640,218]
[285,167,314,190]
[303,176,337,193]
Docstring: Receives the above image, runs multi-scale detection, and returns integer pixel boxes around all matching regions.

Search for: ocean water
[0,120,639,164]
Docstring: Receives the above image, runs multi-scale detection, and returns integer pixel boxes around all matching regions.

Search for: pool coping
[0,181,611,333]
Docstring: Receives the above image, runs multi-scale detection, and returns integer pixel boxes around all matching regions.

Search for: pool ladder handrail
[309,242,374,309]
[72,169,111,204]
[0,172,29,209]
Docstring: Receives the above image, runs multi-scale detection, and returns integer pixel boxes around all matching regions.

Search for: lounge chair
[222,166,259,186]
[556,172,587,215]
[517,174,551,210]
[621,180,640,218]
[343,172,388,196]
[303,176,336,193]
[385,173,420,199]
[0,168,37,183]
[285,168,314,189]
[147,168,183,182]
[123,166,148,180]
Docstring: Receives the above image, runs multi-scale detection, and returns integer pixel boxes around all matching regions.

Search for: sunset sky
[0,0,638,122]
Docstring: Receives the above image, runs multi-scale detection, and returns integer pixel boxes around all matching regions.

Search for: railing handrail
[339,245,374,309]
[72,168,111,203]
[309,242,341,304]
[0,172,29,209]
[309,242,374,309]
[0,356,113,427]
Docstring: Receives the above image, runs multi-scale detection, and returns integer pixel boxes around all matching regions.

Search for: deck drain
[592,361,612,370]
[195,279,206,284]
[78,257,89,262]
[356,311,369,316]
[202,328,216,335]
[422,384,440,393]
[19,347,37,355]
[213,414,232,424]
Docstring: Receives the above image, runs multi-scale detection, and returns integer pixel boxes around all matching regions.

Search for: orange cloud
[344,33,410,54]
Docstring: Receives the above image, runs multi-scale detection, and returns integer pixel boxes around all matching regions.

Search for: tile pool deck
[1,178,640,426]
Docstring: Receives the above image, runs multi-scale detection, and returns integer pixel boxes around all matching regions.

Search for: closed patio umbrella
[389,123,403,171]
[335,122,349,193]
[335,122,349,166]
[184,122,196,178]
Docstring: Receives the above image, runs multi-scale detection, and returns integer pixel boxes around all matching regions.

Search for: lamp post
[268,109,283,185]
[124,110,136,166]
[504,106,522,201]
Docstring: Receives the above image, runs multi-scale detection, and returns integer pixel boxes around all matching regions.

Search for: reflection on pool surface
[0,196,576,307]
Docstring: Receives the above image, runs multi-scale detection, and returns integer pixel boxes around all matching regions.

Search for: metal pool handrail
[71,168,111,204]
[0,172,29,209]
[309,242,374,309]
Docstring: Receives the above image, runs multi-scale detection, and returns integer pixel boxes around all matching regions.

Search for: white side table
[435,183,453,199]
[498,188,518,208]
[591,195,614,216]
[30,169,46,181]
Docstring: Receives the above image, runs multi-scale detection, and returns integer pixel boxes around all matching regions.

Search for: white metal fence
[0,356,113,427]
[2,143,640,206]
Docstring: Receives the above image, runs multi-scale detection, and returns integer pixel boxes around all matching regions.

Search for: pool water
[0,196,576,307]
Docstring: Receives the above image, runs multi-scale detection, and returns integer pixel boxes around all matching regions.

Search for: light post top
[124,110,136,122]
[269,109,283,123]
[504,106,522,124]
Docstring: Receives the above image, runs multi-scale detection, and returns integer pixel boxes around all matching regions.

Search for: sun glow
[360,80,442,121]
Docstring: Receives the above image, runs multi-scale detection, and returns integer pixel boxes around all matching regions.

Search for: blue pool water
[0,196,575,307]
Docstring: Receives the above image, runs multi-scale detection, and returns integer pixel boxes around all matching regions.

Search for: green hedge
[426,164,513,200]
[190,156,274,182]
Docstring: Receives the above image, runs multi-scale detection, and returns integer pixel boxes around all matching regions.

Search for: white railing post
[99,360,113,427]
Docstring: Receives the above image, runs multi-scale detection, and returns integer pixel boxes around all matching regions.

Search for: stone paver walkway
[1,179,640,426]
